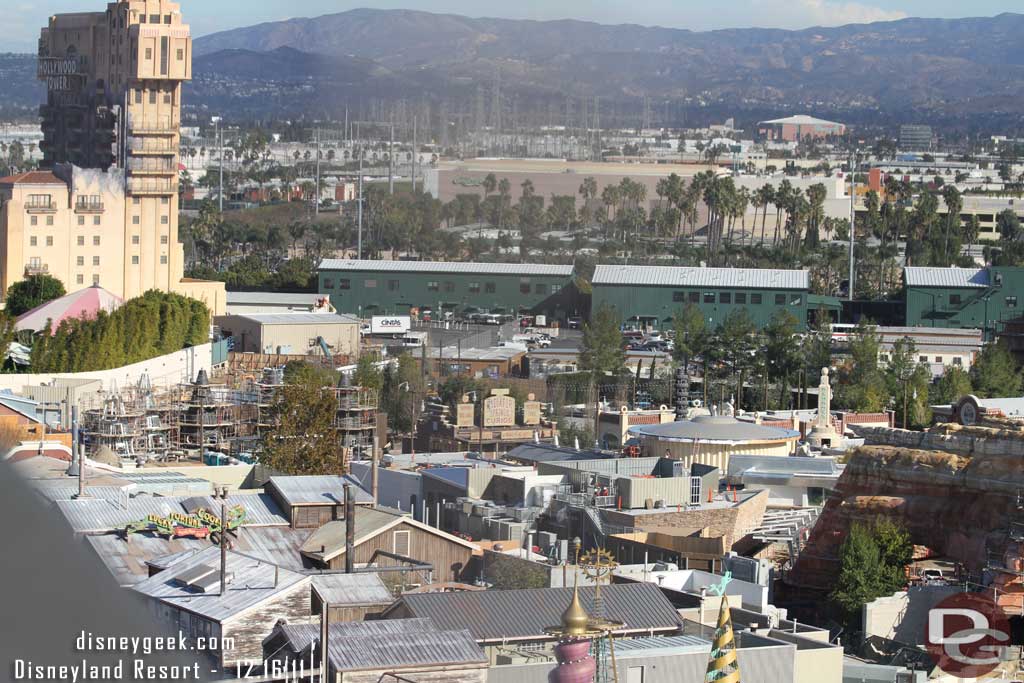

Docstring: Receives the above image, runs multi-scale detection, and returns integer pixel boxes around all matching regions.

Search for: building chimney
[344,484,355,574]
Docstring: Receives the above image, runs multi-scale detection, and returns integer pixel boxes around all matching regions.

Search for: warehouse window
[751,293,763,305]
[364,279,377,288]
[688,292,699,304]
[719,292,731,304]
[427,281,439,292]
[392,530,411,556]
[323,278,334,290]
[485,282,496,294]
[953,357,963,366]
[444,281,455,293]
[935,356,943,363]
[673,292,685,303]
[339,279,350,290]
[774,294,786,305]
[535,284,548,295]
[790,295,802,305]
[735,293,747,305]
[468,282,480,293]
[520,282,531,294]
[949,294,962,305]
[1007,296,1018,308]
[703,293,715,304]
[387,280,400,291]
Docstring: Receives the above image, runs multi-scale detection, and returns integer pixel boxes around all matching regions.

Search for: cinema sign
[38,56,87,91]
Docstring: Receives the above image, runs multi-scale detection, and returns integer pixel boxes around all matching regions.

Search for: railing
[74,201,104,213]
[335,416,376,430]
[24,264,49,276]
[25,201,57,212]
[128,158,176,173]
[128,178,175,194]
[129,116,179,133]
[128,138,177,153]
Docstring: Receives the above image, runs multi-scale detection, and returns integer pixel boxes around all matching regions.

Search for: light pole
[212,116,224,212]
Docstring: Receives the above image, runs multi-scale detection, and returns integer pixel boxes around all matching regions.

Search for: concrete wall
[0,342,211,395]
[640,439,795,473]
[606,490,769,549]
[863,587,962,647]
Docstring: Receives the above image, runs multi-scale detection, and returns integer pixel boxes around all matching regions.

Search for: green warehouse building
[591,265,840,330]
[904,266,1024,339]
[318,259,578,318]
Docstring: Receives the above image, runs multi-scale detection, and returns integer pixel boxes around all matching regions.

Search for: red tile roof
[0,170,65,186]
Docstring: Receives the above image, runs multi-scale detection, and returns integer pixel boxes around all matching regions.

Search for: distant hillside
[191,9,1024,114]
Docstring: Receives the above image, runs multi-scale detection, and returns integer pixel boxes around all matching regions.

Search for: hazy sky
[6,0,1019,51]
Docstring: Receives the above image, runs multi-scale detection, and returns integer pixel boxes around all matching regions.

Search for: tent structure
[15,285,124,332]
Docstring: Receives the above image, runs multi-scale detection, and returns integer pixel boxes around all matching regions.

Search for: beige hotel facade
[0,0,224,314]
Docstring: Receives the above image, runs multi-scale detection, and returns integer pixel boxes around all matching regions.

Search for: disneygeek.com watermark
[926,592,1015,678]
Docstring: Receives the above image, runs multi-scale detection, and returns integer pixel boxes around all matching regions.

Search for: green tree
[6,274,66,316]
[933,366,973,405]
[380,353,425,435]
[579,304,625,377]
[354,354,383,393]
[764,310,802,409]
[261,375,342,474]
[998,209,1022,242]
[830,519,912,627]
[836,321,889,412]
[970,342,1022,398]
[671,304,708,369]
[886,337,931,428]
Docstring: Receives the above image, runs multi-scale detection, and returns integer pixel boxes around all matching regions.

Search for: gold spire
[704,594,741,683]
[561,584,591,637]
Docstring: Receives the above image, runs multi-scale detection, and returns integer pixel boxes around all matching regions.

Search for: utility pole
[315,127,321,216]
[357,137,364,260]
[848,151,856,302]
[388,123,395,195]
[217,486,229,596]
[411,116,417,194]
[214,117,224,213]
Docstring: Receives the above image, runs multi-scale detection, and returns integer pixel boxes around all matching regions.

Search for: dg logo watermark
[926,592,1013,678]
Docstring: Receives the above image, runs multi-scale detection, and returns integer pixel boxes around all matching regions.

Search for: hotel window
[46,236,53,247]
[27,194,51,207]
[92,275,100,285]
[163,92,171,104]
[161,216,168,224]
[953,357,963,366]
[133,216,140,225]
[485,282,496,294]
[29,236,36,246]
[160,255,168,265]
[28,257,41,269]
[427,281,439,292]
[339,279,351,290]
[76,275,84,285]
[161,197,169,205]
[149,90,156,104]
[77,215,85,226]
[673,292,686,303]
[145,47,152,60]
[703,293,715,304]
[735,293,747,305]
[77,236,85,246]
[135,89,142,104]
[46,216,53,226]
[93,216,100,225]
[387,279,400,291]
[76,256,84,266]
[160,235,168,244]
[133,197,140,205]
[1007,296,1018,308]
[751,293,763,305]
[775,294,786,305]
[139,14,146,22]
[164,14,172,24]
[468,282,481,293]
[131,256,139,265]
[93,236,100,246]
[132,235,139,245]
[149,14,159,23]
[160,37,169,75]
[92,256,100,266]
[720,292,731,304]
[919,356,928,363]
[177,49,184,61]
[364,279,377,288]
[688,292,699,303]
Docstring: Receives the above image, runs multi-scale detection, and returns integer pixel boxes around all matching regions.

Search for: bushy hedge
[30,290,210,372]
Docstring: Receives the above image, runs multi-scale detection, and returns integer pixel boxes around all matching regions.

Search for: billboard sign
[370,316,410,335]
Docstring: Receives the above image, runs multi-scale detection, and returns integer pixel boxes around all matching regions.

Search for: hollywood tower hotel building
[0,0,224,313]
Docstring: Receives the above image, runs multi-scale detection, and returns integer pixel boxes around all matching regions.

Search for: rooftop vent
[172,563,233,593]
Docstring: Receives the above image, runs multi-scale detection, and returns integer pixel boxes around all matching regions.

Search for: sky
[5,0,1020,51]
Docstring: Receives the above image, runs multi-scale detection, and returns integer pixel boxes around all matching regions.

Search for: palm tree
[754,184,774,246]
[941,186,963,264]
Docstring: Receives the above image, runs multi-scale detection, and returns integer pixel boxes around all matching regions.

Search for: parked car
[567,317,583,329]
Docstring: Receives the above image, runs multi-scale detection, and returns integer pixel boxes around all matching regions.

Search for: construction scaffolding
[332,376,379,458]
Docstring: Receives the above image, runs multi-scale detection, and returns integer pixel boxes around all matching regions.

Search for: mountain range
[188,8,1024,121]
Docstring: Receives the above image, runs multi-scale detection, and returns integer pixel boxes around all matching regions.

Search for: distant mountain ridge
[189,9,1024,115]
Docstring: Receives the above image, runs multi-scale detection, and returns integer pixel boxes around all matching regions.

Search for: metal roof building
[903,266,1024,335]
[591,265,837,331]
[318,259,579,320]
[215,312,360,356]
[628,416,800,472]
[267,475,373,508]
[382,583,682,643]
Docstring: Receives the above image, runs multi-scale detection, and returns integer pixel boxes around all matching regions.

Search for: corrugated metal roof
[299,508,408,556]
[272,618,438,653]
[904,267,989,288]
[228,312,359,325]
[613,634,710,654]
[391,583,681,642]
[319,259,574,277]
[182,493,290,527]
[268,475,372,507]
[226,291,321,305]
[56,496,195,534]
[311,573,394,606]
[727,454,840,477]
[592,265,809,290]
[759,115,843,126]
[328,630,486,672]
[85,534,208,586]
[235,526,316,572]
[506,444,615,463]
[131,546,309,622]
